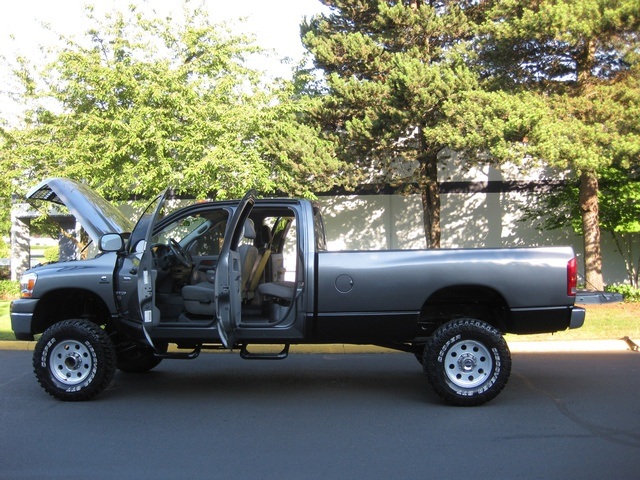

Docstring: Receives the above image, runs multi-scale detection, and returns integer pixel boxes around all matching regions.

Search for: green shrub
[0,240,8,280]
[43,246,59,263]
[0,240,9,259]
[0,280,19,301]
[605,283,640,302]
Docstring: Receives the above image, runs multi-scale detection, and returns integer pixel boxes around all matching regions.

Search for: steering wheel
[168,238,192,268]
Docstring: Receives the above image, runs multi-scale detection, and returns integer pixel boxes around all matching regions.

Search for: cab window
[152,210,228,255]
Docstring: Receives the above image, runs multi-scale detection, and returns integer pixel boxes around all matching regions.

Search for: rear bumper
[569,306,586,329]
[508,305,585,334]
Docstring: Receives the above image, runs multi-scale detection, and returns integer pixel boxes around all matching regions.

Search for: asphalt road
[1,350,639,480]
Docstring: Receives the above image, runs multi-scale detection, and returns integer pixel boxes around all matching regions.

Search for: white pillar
[10,207,31,281]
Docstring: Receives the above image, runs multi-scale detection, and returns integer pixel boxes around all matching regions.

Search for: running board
[154,345,201,360]
[240,344,290,360]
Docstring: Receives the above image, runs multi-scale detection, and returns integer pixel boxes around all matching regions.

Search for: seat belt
[247,249,272,294]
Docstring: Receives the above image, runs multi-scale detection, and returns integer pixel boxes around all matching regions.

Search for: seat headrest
[243,219,256,240]
[259,225,272,246]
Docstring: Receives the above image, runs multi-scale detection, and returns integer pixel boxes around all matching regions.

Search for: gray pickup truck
[11,178,585,406]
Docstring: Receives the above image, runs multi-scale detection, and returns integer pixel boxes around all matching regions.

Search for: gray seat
[257,281,296,302]
[182,220,259,315]
[182,280,215,316]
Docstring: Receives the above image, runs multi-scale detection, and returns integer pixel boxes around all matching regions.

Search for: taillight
[567,257,578,296]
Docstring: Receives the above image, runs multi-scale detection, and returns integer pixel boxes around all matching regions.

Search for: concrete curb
[0,339,636,354]
[0,341,37,351]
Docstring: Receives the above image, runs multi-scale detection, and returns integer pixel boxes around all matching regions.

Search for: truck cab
[113,188,321,352]
[13,178,323,354]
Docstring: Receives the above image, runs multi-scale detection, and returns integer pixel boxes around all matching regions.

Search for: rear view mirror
[99,233,124,252]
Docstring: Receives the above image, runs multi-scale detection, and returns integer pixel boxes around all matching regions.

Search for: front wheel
[423,318,511,406]
[33,319,116,401]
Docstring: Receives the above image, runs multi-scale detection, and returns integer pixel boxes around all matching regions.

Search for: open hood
[27,177,135,243]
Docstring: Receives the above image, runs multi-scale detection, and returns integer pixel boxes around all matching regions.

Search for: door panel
[114,190,168,347]
[214,190,256,348]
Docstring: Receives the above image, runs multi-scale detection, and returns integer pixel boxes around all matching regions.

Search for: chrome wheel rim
[444,339,493,389]
[50,340,93,385]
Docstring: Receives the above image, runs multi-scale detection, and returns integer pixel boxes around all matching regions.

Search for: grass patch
[0,301,14,341]
[506,302,640,342]
[0,301,638,343]
[0,281,19,302]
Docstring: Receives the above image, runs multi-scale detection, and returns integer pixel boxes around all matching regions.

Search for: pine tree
[302,0,502,248]
[477,0,640,290]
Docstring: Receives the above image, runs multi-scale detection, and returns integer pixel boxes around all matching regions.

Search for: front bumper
[569,306,586,329]
[10,299,39,341]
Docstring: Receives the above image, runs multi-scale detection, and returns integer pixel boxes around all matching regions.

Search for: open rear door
[214,190,256,348]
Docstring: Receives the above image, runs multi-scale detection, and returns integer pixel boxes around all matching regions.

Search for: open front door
[214,190,256,348]
[134,189,169,347]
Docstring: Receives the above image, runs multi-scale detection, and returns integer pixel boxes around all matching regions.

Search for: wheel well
[32,289,112,334]
[419,285,509,335]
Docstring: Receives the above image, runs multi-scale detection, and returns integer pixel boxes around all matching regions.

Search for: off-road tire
[33,319,116,401]
[424,318,511,406]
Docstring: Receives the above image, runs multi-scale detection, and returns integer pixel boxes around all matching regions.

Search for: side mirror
[99,233,125,252]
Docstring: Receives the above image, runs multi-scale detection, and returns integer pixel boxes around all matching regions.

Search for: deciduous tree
[0,4,308,203]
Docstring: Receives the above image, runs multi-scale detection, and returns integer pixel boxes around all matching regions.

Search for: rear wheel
[423,318,511,406]
[33,319,116,401]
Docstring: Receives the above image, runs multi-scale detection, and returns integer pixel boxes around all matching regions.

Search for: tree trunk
[418,152,441,249]
[579,171,604,291]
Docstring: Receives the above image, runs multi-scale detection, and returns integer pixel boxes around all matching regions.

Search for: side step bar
[154,345,201,360]
[240,344,290,360]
